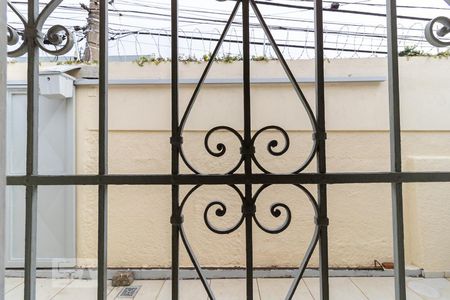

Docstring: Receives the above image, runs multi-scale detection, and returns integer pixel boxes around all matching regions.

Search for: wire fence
[6,0,450,61]
[105,23,441,60]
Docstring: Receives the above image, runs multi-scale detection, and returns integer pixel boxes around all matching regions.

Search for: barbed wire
[7,22,445,61]
[103,22,442,60]
[7,0,449,61]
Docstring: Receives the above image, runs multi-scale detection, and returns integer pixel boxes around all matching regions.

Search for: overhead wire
[7,0,441,58]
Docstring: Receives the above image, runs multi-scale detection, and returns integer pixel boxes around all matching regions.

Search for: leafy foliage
[399,46,450,58]
[134,53,275,66]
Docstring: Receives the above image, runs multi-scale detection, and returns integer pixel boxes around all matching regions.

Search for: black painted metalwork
[97,0,109,298]
[313,1,329,299]
[170,0,180,298]
[386,1,406,299]
[424,0,450,47]
[5,0,447,299]
[172,0,324,298]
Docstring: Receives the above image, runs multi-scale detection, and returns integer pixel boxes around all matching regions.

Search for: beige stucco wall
[7,57,450,274]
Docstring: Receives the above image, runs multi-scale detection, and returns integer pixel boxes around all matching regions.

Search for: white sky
[7,0,450,60]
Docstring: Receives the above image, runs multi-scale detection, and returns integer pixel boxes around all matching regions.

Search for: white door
[6,88,76,268]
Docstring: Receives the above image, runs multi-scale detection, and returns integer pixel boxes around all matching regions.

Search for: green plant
[435,49,450,58]
[203,53,211,62]
[251,55,270,62]
[399,46,427,57]
[132,52,341,66]
[398,46,450,59]
[56,58,92,65]
[134,55,169,67]
[179,55,201,64]
[219,54,242,63]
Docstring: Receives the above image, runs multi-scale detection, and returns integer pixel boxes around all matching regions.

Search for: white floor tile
[5,277,450,299]
[6,279,71,300]
[257,278,314,300]
[304,277,367,300]
[351,277,423,300]
[128,280,165,300]
[210,279,260,300]
[157,280,209,300]
[5,278,23,294]
[51,280,114,300]
[407,278,450,300]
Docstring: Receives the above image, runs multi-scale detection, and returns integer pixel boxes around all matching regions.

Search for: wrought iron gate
[5,0,450,299]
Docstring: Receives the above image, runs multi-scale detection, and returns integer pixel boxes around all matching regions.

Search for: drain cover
[118,286,141,298]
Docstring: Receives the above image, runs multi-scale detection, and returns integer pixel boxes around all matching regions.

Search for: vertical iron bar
[314,1,329,299]
[24,0,39,299]
[97,0,109,299]
[0,0,5,294]
[242,1,253,299]
[386,0,406,299]
[171,0,180,298]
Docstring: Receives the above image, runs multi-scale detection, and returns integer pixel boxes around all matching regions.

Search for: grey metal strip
[313,1,330,300]
[73,76,386,86]
[386,1,407,299]
[24,1,40,299]
[24,186,37,300]
[97,0,109,299]
[0,0,7,297]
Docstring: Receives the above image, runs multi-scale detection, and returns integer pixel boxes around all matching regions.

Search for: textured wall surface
[7,58,450,273]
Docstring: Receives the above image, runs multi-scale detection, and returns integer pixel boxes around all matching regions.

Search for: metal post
[0,0,7,297]
[97,0,109,299]
[171,0,180,298]
[314,1,329,299]
[386,0,406,299]
[24,0,39,299]
[242,1,254,299]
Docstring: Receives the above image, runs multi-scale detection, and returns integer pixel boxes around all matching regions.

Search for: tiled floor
[4,277,450,299]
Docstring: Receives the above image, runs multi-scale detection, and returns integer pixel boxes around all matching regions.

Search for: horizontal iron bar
[6,172,450,186]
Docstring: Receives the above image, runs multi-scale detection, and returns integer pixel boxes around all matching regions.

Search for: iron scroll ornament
[7,0,74,57]
[174,1,323,298]
[424,0,450,47]
[178,184,320,300]
[177,0,319,175]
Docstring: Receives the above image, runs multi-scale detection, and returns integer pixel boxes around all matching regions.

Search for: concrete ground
[4,277,450,299]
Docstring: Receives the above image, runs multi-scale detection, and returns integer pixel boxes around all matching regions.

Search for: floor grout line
[108,285,116,297]
[5,279,24,294]
[109,286,119,299]
[154,279,166,300]
[303,278,316,300]
[5,282,24,296]
[49,278,75,300]
[207,280,211,300]
[349,277,370,300]
[256,278,262,300]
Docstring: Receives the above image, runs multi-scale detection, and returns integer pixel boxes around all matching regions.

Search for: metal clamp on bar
[312,132,327,141]
[315,216,329,227]
[170,136,184,146]
[240,144,256,155]
[241,202,256,216]
[24,25,42,40]
[170,214,184,225]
